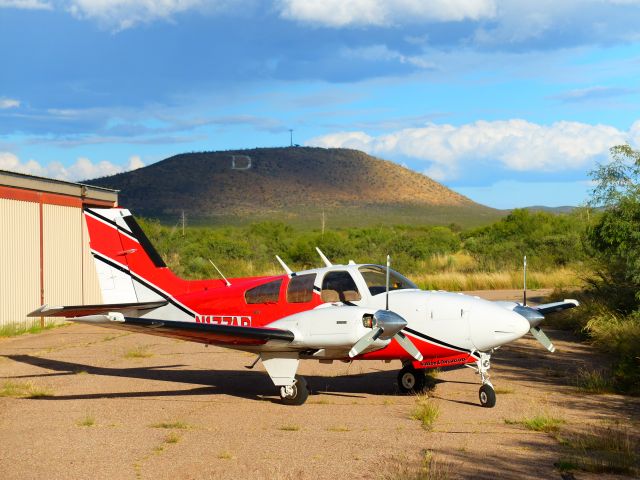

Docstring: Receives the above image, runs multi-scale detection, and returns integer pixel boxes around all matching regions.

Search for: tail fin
[84,208,194,320]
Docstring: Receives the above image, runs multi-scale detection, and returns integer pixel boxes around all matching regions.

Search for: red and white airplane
[30,208,579,407]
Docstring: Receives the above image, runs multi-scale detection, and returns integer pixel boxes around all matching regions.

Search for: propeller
[348,256,423,361]
[516,255,578,352]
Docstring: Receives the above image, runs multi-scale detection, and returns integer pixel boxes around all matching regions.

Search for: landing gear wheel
[398,366,426,394]
[279,375,309,406]
[479,384,496,408]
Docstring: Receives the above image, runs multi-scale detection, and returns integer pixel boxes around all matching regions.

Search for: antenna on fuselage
[315,247,332,267]
[208,259,231,287]
[275,255,293,276]
[523,255,527,306]
[385,254,390,310]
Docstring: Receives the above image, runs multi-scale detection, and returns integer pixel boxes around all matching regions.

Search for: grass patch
[327,425,350,432]
[77,415,95,427]
[555,426,638,475]
[164,432,180,444]
[380,449,453,480]
[151,421,191,430]
[124,346,153,359]
[574,368,614,394]
[411,396,440,431]
[494,387,515,395]
[0,321,64,338]
[505,414,565,433]
[0,381,53,398]
[217,451,234,460]
[279,424,300,431]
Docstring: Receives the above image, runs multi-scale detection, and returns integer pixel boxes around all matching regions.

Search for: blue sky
[1,1,640,209]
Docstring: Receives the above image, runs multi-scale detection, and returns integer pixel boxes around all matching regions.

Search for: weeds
[574,368,613,394]
[505,414,565,433]
[77,415,95,427]
[124,346,153,359]
[555,426,638,475]
[151,421,191,430]
[380,450,453,480]
[0,381,53,398]
[279,424,300,431]
[217,451,234,460]
[411,396,440,431]
[0,321,64,338]
[327,425,350,432]
[164,432,180,444]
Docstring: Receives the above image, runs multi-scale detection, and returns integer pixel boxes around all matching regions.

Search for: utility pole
[289,129,293,147]
[181,210,186,237]
[321,210,325,237]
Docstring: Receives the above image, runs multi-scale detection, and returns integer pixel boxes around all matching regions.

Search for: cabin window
[286,274,316,303]
[358,265,417,295]
[245,279,282,304]
[321,271,362,303]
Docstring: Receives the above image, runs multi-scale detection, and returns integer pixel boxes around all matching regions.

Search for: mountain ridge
[87,147,503,228]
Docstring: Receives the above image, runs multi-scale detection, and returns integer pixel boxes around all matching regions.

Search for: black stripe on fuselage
[404,326,477,358]
[92,252,195,318]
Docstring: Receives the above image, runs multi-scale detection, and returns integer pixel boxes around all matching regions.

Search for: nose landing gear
[474,352,496,408]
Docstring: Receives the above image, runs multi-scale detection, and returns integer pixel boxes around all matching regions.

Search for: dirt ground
[0,289,638,480]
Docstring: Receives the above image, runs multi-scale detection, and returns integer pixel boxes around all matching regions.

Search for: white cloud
[342,44,435,69]
[308,119,633,180]
[0,152,143,181]
[127,154,144,170]
[0,97,20,109]
[65,0,214,30]
[0,0,52,9]
[277,0,497,27]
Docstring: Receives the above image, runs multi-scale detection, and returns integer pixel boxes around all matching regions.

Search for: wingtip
[564,299,580,307]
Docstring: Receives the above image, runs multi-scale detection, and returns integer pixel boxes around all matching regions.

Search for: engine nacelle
[267,306,389,352]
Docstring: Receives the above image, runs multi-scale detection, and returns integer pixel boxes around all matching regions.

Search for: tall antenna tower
[289,129,293,147]
[321,210,325,237]
[181,210,186,237]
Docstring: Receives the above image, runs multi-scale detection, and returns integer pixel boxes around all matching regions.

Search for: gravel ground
[0,290,637,480]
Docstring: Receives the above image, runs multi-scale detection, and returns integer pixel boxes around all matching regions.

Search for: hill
[87,147,502,228]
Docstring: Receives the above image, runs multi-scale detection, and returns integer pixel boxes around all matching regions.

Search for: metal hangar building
[0,170,118,331]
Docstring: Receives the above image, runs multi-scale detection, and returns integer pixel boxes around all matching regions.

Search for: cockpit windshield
[358,265,418,296]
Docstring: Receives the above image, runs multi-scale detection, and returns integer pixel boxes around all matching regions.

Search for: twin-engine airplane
[30,208,579,407]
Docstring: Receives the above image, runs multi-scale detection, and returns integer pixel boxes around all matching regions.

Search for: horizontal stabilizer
[27,301,168,318]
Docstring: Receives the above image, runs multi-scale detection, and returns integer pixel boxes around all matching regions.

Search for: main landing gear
[279,375,309,406]
[474,352,496,408]
[397,363,436,394]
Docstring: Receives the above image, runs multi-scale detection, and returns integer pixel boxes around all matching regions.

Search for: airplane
[29,207,579,407]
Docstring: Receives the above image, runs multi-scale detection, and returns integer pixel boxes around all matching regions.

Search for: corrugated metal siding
[82,215,103,305]
[0,198,40,330]
[43,205,83,325]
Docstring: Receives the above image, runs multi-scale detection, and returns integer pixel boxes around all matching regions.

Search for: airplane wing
[28,302,294,348]
[532,299,579,315]
[55,314,295,347]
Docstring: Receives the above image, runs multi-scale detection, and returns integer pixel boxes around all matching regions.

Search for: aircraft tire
[280,375,309,406]
[479,384,496,408]
[397,367,426,394]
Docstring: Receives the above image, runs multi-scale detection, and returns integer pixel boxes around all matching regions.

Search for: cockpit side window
[245,279,282,304]
[358,265,417,296]
[321,271,362,303]
[286,274,316,303]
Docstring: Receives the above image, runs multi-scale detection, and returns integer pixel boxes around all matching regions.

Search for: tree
[588,144,640,310]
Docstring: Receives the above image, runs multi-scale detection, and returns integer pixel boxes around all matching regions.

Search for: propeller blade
[529,326,555,353]
[394,331,423,361]
[349,327,383,358]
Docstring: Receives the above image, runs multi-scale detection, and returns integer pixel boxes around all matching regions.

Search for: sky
[1,1,640,209]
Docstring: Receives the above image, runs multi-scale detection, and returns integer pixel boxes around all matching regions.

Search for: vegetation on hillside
[139,208,587,288]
